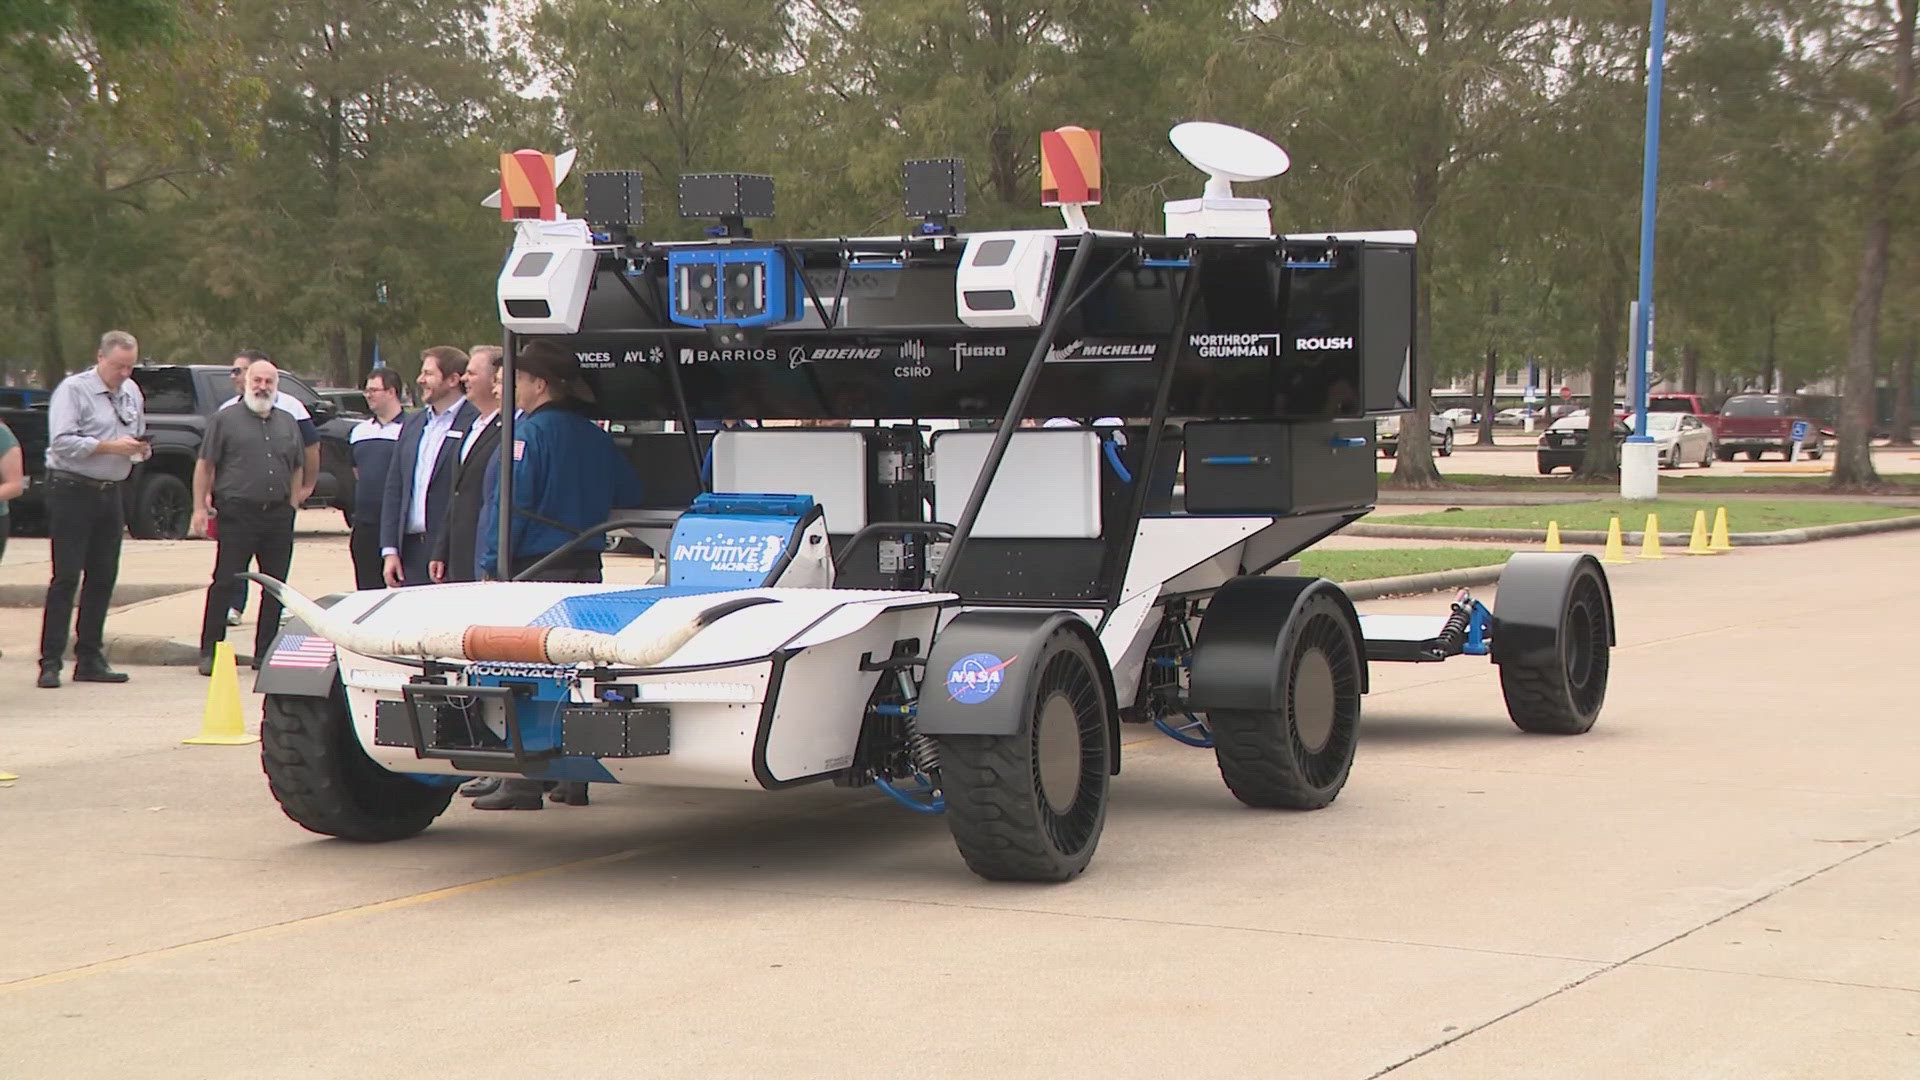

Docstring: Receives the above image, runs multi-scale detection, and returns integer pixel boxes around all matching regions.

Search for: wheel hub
[1292,647,1337,752]
[1035,692,1083,814]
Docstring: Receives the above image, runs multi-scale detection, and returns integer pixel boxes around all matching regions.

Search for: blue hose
[875,774,946,814]
[1102,438,1133,483]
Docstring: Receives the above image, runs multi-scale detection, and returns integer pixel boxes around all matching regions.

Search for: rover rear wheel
[1208,591,1362,810]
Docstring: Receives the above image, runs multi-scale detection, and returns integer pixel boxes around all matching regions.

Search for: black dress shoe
[197,656,214,677]
[73,662,130,684]
[36,667,60,689]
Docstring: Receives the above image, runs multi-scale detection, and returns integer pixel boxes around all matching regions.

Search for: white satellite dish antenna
[1169,122,1289,199]
[480,148,578,210]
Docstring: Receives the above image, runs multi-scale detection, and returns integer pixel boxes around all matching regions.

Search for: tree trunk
[1682,343,1699,394]
[1578,271,1625,479]
[354,322,377,386]
[24,225,67,386]
[326,327,350,383]
[1893,331,1915,446]
[1832,0,1914,487]
[1764,310,1776,392]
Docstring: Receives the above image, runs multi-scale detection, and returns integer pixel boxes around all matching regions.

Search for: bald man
[191,360,309,675]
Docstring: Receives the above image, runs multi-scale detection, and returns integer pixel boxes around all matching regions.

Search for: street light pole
[1622,0,1669,500]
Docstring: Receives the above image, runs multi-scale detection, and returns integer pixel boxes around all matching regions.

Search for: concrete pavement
[2,528,1916,1077]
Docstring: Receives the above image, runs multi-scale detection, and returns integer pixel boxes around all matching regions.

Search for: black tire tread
[937,634,1109,883]
[262,692,453,841]
[1209,707,1343,809]
[1205,594,1361,811]
[1499,657,1597,735]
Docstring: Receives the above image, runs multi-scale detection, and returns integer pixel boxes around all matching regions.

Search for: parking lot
[2,511,1915,1078]
[1406,429,1920,477]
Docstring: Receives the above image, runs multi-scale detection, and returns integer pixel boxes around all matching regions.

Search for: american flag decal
[271,634,336,669]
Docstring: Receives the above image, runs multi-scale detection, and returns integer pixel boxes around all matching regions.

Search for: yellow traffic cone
[1638,512,1664,559]
[1601,515,1629,564]
[1544,520,1563,552]
[1684,509,1719,555]
[184,641,258,746]
[1709,506,1733,552]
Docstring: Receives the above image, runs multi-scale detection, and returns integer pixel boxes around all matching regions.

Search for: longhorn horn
[243,574,772,669]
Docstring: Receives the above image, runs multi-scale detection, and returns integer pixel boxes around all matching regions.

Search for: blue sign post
[1622,0,1669,501]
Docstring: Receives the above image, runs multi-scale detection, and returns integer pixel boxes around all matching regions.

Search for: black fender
[251,593,350,698]
[1189,576,1368,712]
[916,609,1122,774]
[1490,553,1615,669]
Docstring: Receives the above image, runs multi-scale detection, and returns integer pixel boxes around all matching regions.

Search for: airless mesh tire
[1208,593,1362,810]
[262,692,454,841]
[936,630,1112,882]
[1500,571,1609,735]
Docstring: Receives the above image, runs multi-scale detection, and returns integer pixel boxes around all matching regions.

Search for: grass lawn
[1388,499,1914,532]
[1295,547,1515,581]
[1385,472,1920,496]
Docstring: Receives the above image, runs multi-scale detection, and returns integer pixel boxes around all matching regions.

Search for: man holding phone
[37,331,147,688]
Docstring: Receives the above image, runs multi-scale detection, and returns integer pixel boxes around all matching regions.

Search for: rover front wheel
[937,629,1112,882]
[262,690,454,841]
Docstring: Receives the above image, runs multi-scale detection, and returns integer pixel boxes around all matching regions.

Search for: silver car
[1645,412,1716,469]
[1377,410,1453,457]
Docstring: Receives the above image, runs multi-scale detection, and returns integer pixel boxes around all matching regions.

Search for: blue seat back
[666,492,823,589]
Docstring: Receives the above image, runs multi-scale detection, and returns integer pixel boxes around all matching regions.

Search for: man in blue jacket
[379,347,476,587]
[476,339,641,584]
[470,340,641,811]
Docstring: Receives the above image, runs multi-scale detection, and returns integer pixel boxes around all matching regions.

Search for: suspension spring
[895,670,939,776]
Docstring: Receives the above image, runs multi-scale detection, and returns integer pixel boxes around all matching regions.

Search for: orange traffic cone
[1638,513,1664,559]
[1601,516,1629,564]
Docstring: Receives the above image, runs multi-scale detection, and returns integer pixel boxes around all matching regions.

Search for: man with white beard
[191,359,311,676]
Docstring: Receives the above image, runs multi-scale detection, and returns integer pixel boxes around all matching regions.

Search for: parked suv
[126,365,356,538]
[1716,394,1826,461]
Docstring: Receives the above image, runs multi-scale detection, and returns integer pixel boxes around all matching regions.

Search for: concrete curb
[0,582,197,608]
[1339,565,1505,601]
[104,635,206,666]
[1344,514,1920,547]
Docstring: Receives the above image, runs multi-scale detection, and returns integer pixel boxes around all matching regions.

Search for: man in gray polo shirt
[37,330,148,689]
[191,360,309,675]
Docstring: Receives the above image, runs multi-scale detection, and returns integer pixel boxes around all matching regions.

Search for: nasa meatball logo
[946,652,1016,704]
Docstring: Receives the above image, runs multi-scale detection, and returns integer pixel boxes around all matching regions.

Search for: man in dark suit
[430,345,503,584]
[379,346,477,587]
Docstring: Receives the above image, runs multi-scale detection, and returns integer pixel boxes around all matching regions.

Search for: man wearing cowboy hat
[475,338,641,587]
[470,338,642,811]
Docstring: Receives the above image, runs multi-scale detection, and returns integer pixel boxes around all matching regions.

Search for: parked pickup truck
[1716,393,1827,461]
[0,403,50,531]
[125,365,356,538]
